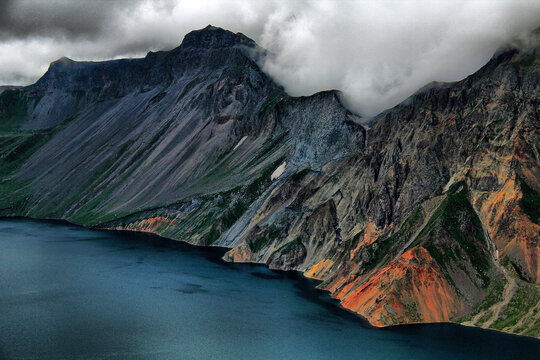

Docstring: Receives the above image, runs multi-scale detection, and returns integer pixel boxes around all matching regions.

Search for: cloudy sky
[1,0,539,116]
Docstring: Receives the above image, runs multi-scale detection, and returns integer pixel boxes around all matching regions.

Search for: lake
[1,219,539,359]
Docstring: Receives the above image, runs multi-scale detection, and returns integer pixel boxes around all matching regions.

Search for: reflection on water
[1,219,539,360]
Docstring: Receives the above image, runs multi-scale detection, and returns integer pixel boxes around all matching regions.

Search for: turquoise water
[0,219,538,360]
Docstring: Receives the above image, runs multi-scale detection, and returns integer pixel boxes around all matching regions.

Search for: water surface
[1,219,539,359]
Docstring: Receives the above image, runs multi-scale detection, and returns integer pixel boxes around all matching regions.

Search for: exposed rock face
[0,25,538,337]
[340,246,464,326]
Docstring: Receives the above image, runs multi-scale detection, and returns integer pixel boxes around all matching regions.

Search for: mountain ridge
[0,25,538,338]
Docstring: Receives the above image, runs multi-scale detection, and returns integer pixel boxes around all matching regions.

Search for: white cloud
[0,0,539,116]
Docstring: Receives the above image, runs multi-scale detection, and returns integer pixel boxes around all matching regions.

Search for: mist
[0,0,539,116]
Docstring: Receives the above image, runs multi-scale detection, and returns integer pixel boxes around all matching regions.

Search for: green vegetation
[422,244,459,289]
[258,87,285,117]
[517,177,539,224]
[359,205,423,275]
[0,133,48,176]
[169,133,288,246]
[403,301,423,322]
[0,90,28,132]
[491,283,540,331]
[0,113,77,181]
[104,153,287,247]
[248,226,281,253]
[458,273,507,322]
[0,110,79,216]
[109,153,288,248]
[216,145,233,162]
[64,141,143,224]
[248,236,269,253]
[476,310,494,326]
[0,90,46,132]
[221,201,248,228]
[199,131,288,192]
[0,179,32,214]
[199,133,285,188]
[202,152,243,185]
[278,237,303,255]
[202,226,221,245]
[522,310,540,337]
[409,182,491,287]
[242,132,288,171]
[246,156,286,197]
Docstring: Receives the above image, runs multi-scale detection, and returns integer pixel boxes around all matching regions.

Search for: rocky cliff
[0,25,538,337]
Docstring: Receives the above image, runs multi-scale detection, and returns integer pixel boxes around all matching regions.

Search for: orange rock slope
[307,247,463,326]
[120,216,177,233]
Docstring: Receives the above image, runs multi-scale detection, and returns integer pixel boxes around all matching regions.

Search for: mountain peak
[179,24,256,49]
[46,56,77,72]
[50,56,75,66]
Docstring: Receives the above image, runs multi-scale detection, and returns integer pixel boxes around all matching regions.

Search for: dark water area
[1,218,539,359]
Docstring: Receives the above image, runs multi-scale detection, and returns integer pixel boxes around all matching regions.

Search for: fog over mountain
[1,0,539,115]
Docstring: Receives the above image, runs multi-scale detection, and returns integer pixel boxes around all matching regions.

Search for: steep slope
[0,26,364,246]
[0,25,538,337]
[222,35,540,336]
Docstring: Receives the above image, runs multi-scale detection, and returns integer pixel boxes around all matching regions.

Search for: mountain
[0,25,538,337]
